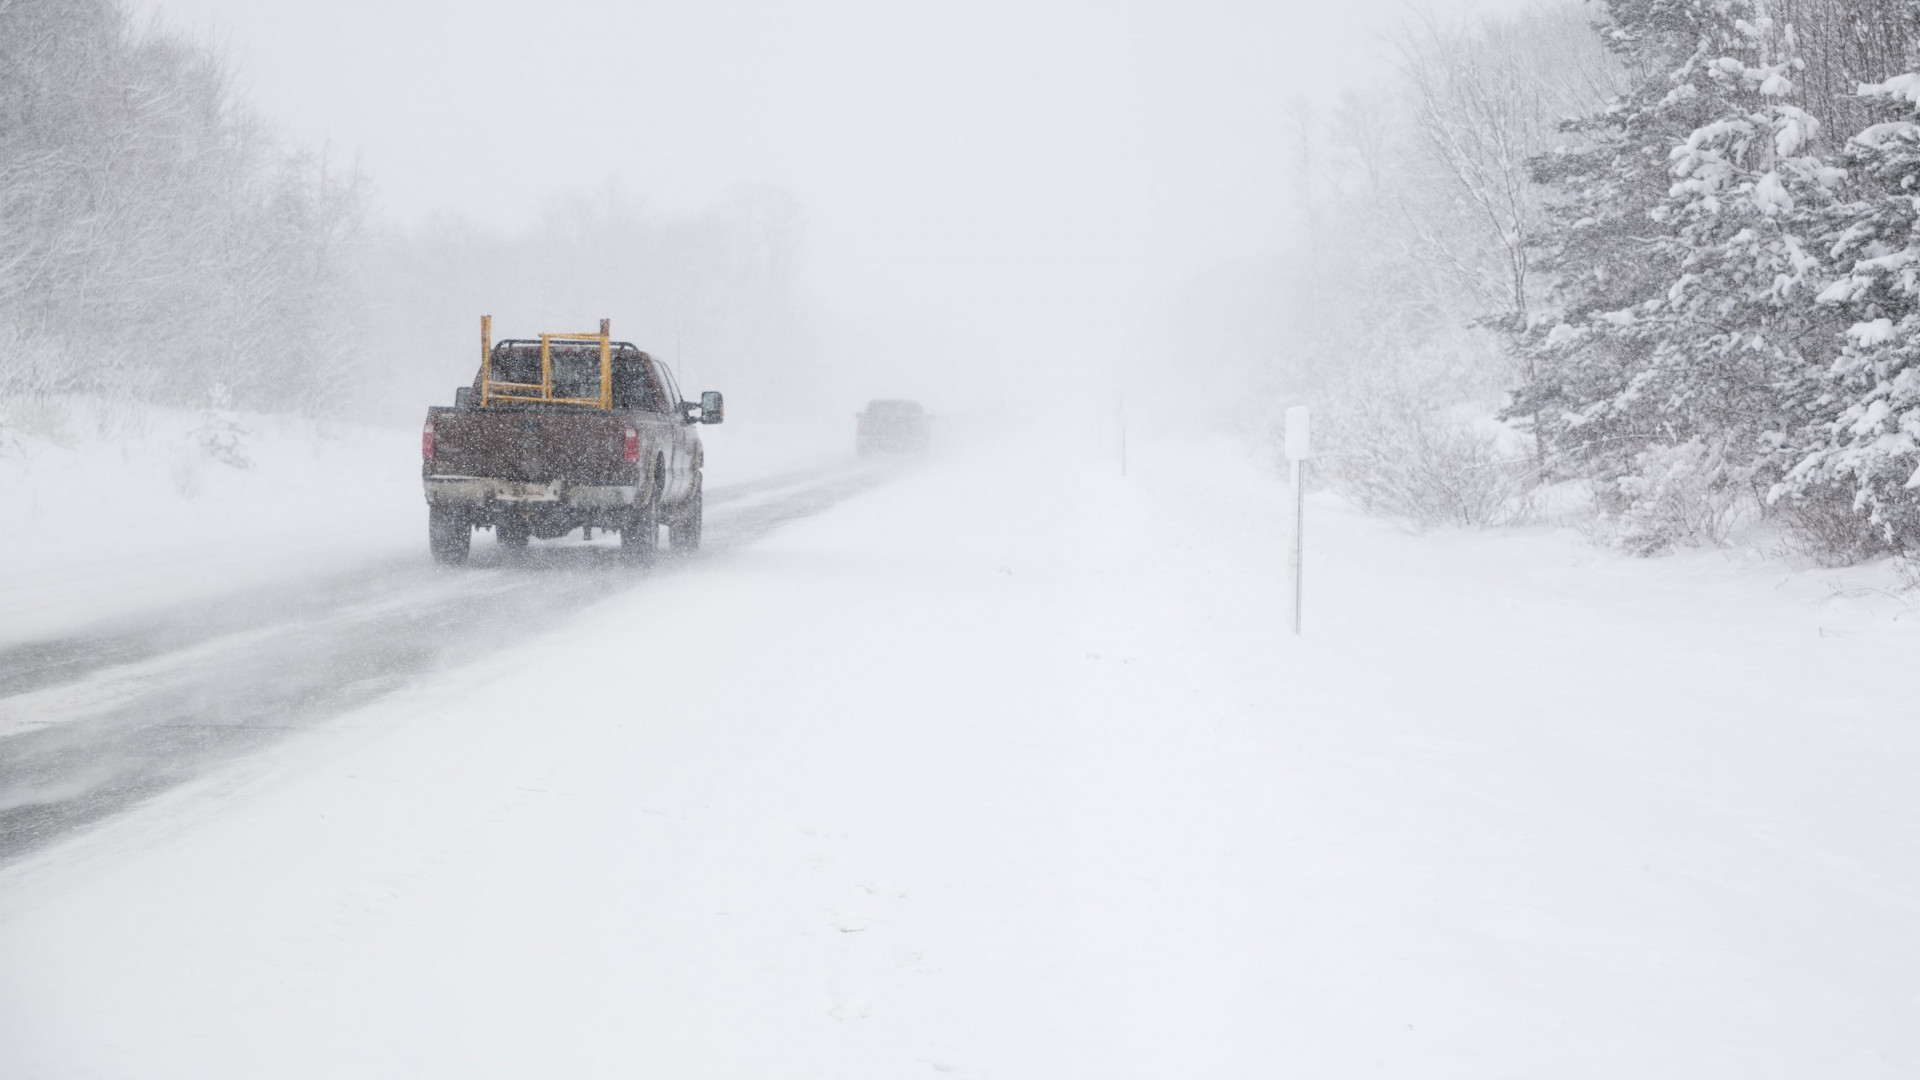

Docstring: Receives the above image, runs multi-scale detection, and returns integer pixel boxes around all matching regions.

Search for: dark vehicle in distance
[421,317,722,564]
[856,399,929,457]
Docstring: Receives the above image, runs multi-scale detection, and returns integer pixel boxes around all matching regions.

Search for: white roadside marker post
[1285,406,1311,636]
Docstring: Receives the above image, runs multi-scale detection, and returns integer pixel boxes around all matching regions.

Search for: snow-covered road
[2,433,1918,1078]
[0,465,892,864]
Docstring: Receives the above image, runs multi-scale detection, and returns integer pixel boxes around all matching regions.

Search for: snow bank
[0,400,421,646]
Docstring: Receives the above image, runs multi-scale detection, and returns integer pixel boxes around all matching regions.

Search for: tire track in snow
[0,462,900,867]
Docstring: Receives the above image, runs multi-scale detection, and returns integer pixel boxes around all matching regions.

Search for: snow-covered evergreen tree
[1774,72,1920,554]
[1513,0,1737,481]
[1625,16,1842,468]
[1515,1,1844,550]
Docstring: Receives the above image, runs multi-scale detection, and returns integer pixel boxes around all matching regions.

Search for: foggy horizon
[134,0,1543,399]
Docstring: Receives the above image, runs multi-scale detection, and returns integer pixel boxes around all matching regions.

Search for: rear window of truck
[488,342,665,409]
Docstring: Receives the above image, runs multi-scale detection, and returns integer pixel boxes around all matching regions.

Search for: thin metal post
[1292,459,1307,635]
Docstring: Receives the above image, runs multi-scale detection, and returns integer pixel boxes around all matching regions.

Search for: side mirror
[454,386,472,408]
[699,391,724,425]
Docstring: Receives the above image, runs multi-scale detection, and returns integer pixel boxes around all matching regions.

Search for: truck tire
[428,506,470,565]
[669,476,703,551]
[621,493,659,561]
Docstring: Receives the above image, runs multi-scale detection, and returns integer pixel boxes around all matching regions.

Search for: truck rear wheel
[497,518,531,552]
[428,506,470,565]
[669,477,703,551]
[621,496,659,561]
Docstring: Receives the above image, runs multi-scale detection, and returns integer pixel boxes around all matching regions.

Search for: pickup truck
[421,318,722,564]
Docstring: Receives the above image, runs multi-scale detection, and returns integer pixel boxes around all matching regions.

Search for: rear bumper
[424,476,638,510]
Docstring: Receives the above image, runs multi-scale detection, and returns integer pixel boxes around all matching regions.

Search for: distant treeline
[1231,0,1920,562]
[0,0,820,424]
[366,184,821,426]
[0,0,364,413]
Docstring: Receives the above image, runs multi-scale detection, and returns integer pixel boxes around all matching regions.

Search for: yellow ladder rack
[478,316,614,410]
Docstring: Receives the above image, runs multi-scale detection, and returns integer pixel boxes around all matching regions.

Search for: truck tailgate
[427,407,633,485]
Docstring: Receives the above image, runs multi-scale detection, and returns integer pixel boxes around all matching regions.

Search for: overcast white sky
[142,0,1538,383]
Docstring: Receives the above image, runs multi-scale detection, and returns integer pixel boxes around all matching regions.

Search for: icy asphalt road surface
[0,464,894,866]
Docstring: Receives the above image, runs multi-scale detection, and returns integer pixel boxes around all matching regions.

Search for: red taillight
[622,425,639,464]
[422,418,435,460]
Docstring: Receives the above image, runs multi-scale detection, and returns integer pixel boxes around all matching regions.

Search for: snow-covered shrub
[1894,554,1920,591]
[1601,438,1747,555]
[1773,480,1891,565]
[3,394,75,446]
[0,404,21,459]
[1320,378,1535,528]
[189,383,251,469]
